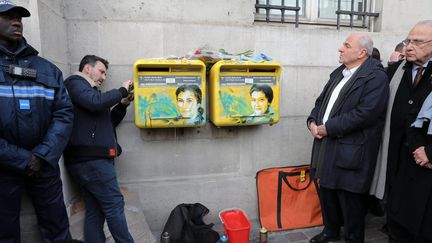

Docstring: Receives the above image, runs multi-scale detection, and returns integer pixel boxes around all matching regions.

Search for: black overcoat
[308,58,389,193]
[387,60,432,239]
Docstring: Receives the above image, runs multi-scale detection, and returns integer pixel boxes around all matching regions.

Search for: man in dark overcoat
[384,20,432,243]
[307,33,389,243]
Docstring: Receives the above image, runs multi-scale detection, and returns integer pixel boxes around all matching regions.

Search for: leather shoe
[310,232,340,243]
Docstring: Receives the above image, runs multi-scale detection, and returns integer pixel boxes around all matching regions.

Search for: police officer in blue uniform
[0,1,74,242]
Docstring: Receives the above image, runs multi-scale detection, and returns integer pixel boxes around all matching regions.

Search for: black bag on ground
[161,203,220,243]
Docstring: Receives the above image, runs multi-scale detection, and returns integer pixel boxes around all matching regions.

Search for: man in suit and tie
[307,33,389,243]
[379,20,432,243]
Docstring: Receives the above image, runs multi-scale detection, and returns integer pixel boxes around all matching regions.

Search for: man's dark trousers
[67,158,133,243]
[0,166,71,242]
[318,186,368,243]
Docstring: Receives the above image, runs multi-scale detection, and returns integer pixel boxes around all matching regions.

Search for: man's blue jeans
[67,159,134,243]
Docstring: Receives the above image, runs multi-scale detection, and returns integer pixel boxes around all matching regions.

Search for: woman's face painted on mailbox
[251,90,270,115]
[177,90,199,118]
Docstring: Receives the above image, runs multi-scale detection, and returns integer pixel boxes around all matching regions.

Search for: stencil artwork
[219,84,276,124]
[136,85,205,127]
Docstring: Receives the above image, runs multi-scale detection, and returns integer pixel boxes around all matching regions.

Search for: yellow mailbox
[209,60,281,126]
[133,59,206,128]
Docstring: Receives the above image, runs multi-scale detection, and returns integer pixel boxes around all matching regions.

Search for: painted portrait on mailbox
[245,84,274,123]
[135,75,206,128]
[217,81,278,125]
[175,84,205,125]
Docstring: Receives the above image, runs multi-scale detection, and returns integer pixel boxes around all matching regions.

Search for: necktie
[413,66,424,87]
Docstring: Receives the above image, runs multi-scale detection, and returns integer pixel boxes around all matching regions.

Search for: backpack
[161,203,220,243]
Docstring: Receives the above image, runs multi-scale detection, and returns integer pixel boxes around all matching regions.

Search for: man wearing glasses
[375,20,432,242]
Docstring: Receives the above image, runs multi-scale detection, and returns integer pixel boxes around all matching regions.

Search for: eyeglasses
[402,38,432,47]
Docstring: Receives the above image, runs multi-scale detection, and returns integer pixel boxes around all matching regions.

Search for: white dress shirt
[323,66,360,124]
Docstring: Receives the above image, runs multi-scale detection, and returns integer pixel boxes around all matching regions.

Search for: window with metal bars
[254,0,379,30]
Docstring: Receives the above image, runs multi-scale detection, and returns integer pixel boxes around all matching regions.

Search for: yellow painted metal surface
[209,60,281,126]
[133,59,206,128]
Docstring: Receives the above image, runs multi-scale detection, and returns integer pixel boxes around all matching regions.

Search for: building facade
[16,0,432,240]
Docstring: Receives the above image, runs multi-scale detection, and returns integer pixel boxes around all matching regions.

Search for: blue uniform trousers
[0,165,71,243]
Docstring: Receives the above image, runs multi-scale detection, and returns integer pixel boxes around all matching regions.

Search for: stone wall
[14,1,430,239]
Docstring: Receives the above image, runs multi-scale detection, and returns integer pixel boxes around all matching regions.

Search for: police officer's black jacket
[0,39,73,171]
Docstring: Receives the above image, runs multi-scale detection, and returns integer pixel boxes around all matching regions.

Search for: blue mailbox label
[220,76,276,86]
[138,75,201,86]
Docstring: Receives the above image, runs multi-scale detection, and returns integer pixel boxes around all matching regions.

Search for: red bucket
[219,209,251,243]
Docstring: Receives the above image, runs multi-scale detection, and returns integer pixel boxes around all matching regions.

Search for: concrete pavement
[211,214,388,243]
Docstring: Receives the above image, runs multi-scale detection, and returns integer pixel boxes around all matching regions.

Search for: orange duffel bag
[256,165,323,231]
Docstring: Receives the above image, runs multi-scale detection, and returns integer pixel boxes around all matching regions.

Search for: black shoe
[310,232,340,243]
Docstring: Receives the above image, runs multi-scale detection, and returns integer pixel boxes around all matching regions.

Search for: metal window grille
[255,0,379,30]
[335,0,379,29]
[255,0,301,27]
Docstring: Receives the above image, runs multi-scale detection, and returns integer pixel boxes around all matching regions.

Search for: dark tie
[413,66,424,87]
